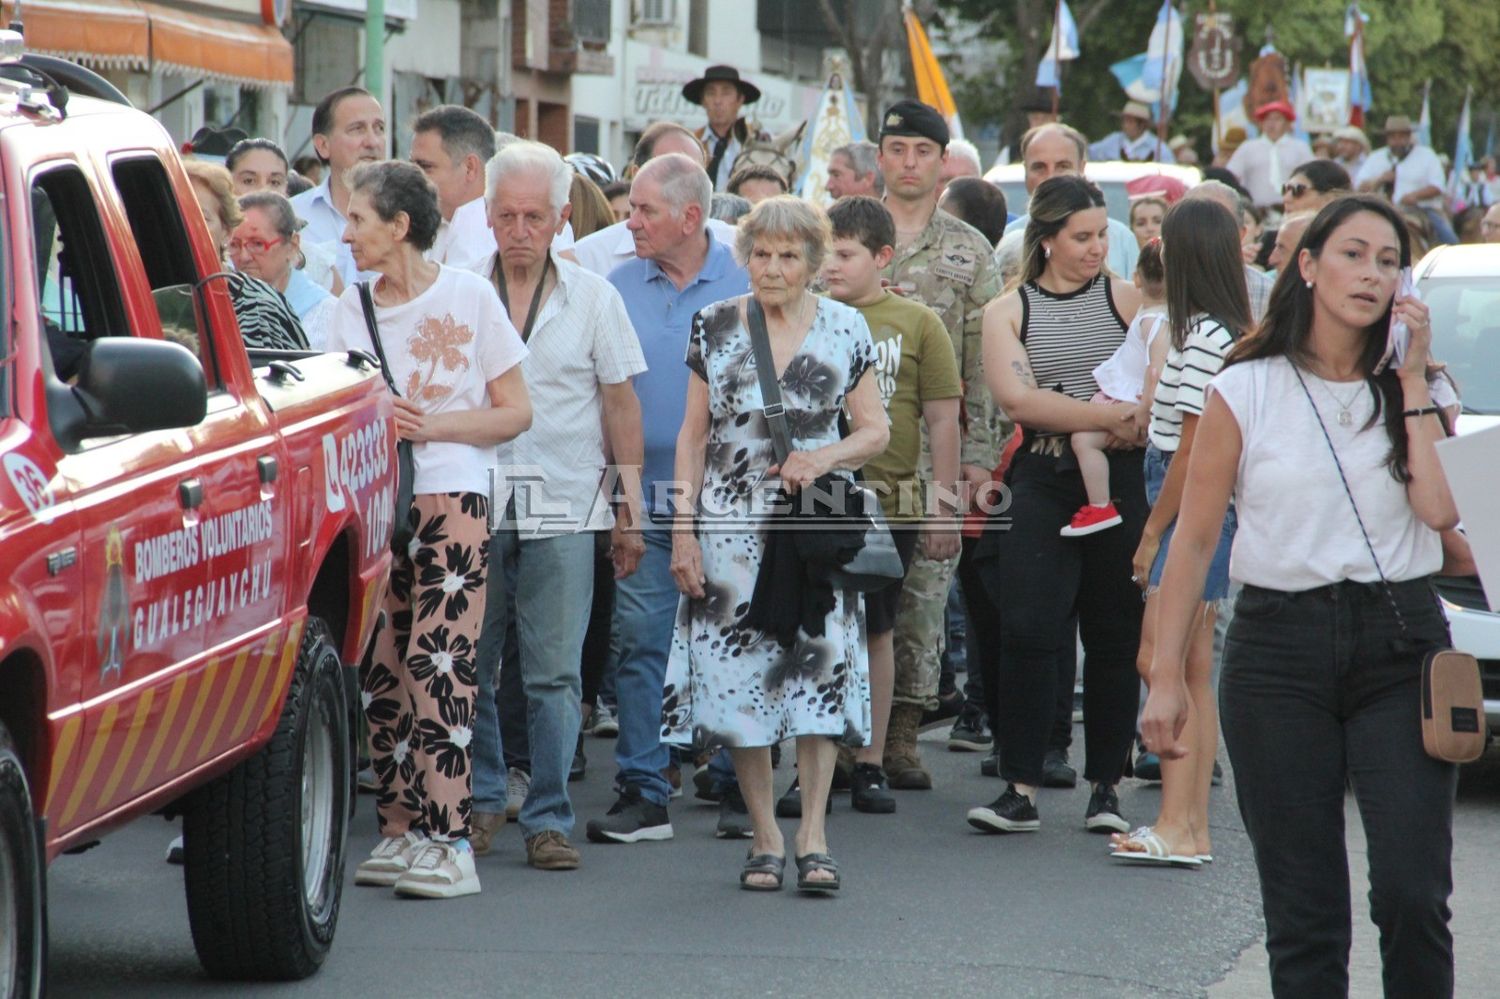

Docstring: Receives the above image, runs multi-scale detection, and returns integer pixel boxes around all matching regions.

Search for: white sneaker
[165,834,184,865]
[354,830,428,887]
[591,704,619,737]
[393,840,481,899]
[505,767,530,820]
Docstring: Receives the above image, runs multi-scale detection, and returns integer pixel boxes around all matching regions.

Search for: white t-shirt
[1093,304,1167,402]
[1210,356,1442,591]
[1148,315,1236,453]
[327,265,529,496]
[1356,145,1448,211]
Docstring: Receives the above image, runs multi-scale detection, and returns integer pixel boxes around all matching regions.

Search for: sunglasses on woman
[1280,182,1311,199]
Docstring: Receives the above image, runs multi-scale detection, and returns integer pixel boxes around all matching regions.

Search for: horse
[729,120,809,192]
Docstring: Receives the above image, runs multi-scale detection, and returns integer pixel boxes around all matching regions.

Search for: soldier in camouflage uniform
[874,101,1005,790]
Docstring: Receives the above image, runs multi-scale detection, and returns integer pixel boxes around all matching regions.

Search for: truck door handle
[258,456,279,484]
[179,478,204,510]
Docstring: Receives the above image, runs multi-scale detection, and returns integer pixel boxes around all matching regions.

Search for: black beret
[879,100,949,148]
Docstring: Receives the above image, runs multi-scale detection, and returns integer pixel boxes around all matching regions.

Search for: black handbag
[1293,368,1487,763]
[357,282,418,556]
[745,298,903,592]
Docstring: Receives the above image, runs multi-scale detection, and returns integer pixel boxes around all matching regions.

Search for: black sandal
[740,853,786,892]
[794,852,840,892]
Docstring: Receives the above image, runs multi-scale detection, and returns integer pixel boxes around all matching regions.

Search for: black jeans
[1221,578,1457,999]
[960,537,1076,752]
[977,446,1146,788]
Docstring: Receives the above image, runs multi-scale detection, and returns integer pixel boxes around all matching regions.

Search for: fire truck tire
[183,618,349,980]
[0,720,45,998]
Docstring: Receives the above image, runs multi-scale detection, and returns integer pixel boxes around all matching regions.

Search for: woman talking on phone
[1141,194,1460,997]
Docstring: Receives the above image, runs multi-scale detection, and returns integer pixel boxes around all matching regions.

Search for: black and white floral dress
[660,296,875,750]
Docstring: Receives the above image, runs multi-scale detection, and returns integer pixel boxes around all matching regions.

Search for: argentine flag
[1345,4,1373,125]
[1110,2,1182,106]
[1449,86,1474,201]
[1036,1,1079,92]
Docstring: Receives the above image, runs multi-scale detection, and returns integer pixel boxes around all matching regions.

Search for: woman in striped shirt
[1112,197,1250,868]
[968,175,1146,836]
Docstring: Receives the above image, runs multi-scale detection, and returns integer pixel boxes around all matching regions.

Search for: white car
[983,161,1203,224]
[1415,243,1500,732]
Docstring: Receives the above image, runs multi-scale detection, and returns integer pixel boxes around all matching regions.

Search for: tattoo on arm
[1011,360,1036,387]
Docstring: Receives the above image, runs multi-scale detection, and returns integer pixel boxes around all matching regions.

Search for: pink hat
[1125,174,1188,204]
[1253,100,1297,122]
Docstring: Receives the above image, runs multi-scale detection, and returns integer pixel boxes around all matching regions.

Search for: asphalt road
[46,729,1500,998]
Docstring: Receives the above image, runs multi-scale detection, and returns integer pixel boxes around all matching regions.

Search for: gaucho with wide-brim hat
[682,65,762,106]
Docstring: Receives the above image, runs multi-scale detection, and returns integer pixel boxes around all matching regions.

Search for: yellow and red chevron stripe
[45,625,301,835]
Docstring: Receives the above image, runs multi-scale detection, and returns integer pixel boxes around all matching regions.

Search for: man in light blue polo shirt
[289,86,386,286]
[584,153,749,845]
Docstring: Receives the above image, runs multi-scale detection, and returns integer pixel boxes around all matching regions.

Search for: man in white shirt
[1332,125,1370,178]
[1225,100,1314,211]
[993,123,1139,284]
[289,86,386,285]
[1357,115,1457,245]
[1089,101,1175,164]
[569,122,736,277]
[471,140,648,870]
[410,105,497,273]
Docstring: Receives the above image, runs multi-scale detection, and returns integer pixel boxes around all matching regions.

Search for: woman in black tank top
[964,175,1148,835]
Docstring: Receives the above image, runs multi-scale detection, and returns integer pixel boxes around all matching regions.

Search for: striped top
[1148,314,1237,453]
[1019,274,1129,431]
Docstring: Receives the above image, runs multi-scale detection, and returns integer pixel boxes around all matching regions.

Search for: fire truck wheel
[0,719,45,998]
[182,618,349,981]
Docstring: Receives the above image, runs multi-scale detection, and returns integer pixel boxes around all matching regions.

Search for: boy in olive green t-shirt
[822,196,962,812]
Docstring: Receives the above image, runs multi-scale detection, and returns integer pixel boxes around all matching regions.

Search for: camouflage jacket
[883,206,1004,469]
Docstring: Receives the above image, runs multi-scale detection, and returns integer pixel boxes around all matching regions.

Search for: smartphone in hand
[1375,266,1418,374]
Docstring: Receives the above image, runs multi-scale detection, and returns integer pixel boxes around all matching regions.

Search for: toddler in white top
[1063,241,1170,537]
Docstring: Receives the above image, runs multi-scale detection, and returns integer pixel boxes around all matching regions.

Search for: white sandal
[1109,826,1202,868]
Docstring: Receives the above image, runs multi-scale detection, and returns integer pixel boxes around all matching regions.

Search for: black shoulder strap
[356,281,400,398]
[745,297,794,464]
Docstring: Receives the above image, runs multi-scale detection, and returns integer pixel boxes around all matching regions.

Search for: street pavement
[47,728,1500,998]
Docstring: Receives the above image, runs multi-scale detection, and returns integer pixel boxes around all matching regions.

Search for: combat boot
[884,703,932,790]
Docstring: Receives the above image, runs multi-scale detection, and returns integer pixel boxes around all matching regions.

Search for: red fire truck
[0,42,394,992]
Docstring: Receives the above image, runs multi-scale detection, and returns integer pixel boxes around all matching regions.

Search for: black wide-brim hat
[682,64,761,106]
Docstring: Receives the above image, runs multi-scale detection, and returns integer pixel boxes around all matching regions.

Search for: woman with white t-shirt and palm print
[327,161,532,900]
[1143,195,1459,997]
[1111,197,1250,868]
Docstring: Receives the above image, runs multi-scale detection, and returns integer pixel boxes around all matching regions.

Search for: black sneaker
[919,689,965,732]
[715,787,752,839]
[692,766,724,803]
[585,785,674,844]
[1084,783,1129,834]
[1134,742,1162,782]
[1041,747,1078,788]
[947,711,992,752]
[569,734,586,783]
[966,784,1040,833]
[1212,760,1224,786]
[980,746,1001,778]
[774,777,831,819]
[850,763,896,814]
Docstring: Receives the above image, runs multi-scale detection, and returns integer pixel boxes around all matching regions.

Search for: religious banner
[798,69,866,204]
[1302,68,1351,133]
[1187,12,1238,91]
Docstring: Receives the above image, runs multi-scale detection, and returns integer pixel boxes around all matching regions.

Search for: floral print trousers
[365,492,490,841]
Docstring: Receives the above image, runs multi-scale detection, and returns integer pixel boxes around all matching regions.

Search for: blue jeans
[471,528,593,838]
[1221,579,1456,997]
[612,525,678,806]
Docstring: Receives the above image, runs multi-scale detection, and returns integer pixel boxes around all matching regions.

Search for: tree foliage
[933,0,1499,163]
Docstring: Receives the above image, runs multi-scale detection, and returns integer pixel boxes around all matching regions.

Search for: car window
[1421,276,1500,414]
[30,166,128,382]
[110,156,221,387]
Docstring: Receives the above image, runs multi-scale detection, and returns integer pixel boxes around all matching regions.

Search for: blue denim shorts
[1144,444,1236,600]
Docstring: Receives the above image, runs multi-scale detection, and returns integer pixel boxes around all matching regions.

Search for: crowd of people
[176,71,1480,996]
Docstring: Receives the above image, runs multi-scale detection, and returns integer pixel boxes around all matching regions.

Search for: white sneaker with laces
[354,830,428,887]
[393,840,481,899]
[591,704,619,737]
[505,767,530,820]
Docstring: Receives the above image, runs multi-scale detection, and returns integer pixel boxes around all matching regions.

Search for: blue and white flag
[1418,80,1432,148]
[1036,1,1079,92]
[1110,2,1182,106]
[1449,86,1473,201]
[1290,65,1311,142]
[1345,4,1373,125]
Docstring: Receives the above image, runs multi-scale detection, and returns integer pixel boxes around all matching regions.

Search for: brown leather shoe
[525,830,581,870]
[470,811,506,857]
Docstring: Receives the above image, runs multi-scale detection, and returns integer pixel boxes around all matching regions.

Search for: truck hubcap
[300,700,337,911]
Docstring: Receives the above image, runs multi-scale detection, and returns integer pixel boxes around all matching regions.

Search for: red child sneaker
[1060,502,1123,537]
